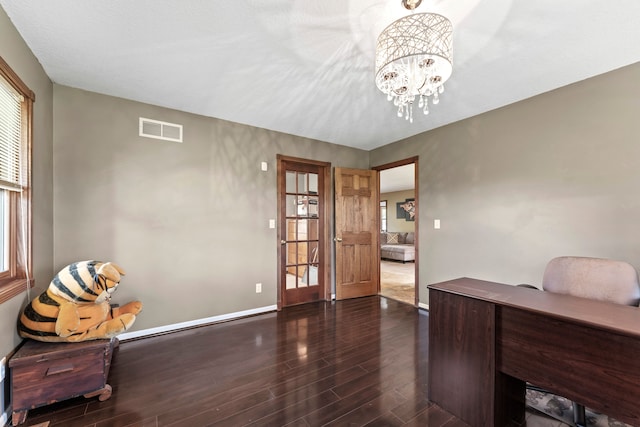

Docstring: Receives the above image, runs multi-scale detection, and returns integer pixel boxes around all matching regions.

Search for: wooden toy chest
[9,338,117,425]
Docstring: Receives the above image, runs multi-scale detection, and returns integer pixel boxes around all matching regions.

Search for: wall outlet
[255,283,262,293]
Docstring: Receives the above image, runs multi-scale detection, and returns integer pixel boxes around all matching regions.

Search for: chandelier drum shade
[375,12,453,122]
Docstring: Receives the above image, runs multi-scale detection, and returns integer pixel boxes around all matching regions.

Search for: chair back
[542,256,640,306]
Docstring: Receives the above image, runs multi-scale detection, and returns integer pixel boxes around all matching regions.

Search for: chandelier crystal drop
[375,12,453,123]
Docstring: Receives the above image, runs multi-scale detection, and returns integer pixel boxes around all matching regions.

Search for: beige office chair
[531,256,640,426]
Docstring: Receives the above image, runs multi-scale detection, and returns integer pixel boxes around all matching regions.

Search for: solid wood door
[334,167,379,300]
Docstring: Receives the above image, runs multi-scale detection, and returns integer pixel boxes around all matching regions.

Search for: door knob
[280,240,286,245]
[334,237,343,242]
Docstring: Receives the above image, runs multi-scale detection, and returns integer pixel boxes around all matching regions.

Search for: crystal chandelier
[375,0,453,122]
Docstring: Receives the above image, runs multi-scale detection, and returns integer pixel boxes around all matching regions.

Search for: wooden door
[278,157,330,307]
[335,167,379,300]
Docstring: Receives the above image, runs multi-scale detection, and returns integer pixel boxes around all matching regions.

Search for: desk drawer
[12,349,105,410]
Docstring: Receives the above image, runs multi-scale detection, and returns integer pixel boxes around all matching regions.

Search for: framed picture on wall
[398,198,415,221]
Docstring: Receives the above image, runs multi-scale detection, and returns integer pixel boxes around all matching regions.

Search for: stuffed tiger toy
[18,260,143,342]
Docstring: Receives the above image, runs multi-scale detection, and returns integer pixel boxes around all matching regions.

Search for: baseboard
[118,300,427,342]
[118,305,278,341]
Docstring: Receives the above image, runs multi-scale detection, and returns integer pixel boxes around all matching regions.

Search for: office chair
[530,256,640,426]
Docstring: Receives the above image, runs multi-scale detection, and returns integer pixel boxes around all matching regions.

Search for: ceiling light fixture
[375,0,453,123]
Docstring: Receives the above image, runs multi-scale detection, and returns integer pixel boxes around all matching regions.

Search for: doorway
[277,156,331,308]
[375,158,418,306]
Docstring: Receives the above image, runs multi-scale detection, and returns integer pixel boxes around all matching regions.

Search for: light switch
[261,161,268,171]
[269,219,275,229]
[434,219,441,229]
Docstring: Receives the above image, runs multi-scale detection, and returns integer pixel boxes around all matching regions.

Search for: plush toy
[18,260,142,342]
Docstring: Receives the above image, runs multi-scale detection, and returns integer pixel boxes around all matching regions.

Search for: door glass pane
[296,219,308,240]
[309,242,318,262]
[297,242,308,264]
[286,242,297,265]
[309,173,318,194]
[298,173,308,194]
[286,266,298,289]
[297,195,308,217]
[286,171,296,193]
[298,267,308,288]
[307,264,319,286]
[308,196,318,218]
[301,264,317,287]
[286,195,296,217]
[308,219,319,241]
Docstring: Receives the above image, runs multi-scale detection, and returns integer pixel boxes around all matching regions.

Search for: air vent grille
[139,117,183,143]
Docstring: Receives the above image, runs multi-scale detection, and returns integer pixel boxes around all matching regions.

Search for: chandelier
[375,0,453,122]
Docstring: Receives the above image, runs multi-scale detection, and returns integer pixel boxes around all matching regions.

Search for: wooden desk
[428,277,640,427]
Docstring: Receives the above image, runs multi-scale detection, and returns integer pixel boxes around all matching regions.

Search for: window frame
[0,55,34,304]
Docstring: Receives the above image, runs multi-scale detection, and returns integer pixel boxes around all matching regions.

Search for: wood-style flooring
[19,296,557,427]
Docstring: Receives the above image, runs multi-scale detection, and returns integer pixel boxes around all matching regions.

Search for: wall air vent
[139,117,183,143]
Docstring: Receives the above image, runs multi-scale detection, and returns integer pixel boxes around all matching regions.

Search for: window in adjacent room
[380,200,387,232]
[0,56,34,303]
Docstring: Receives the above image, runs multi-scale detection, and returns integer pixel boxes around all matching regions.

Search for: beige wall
[53,85,369,332]
[371,62,640,305]
[381,190,415,233]
[0,7,54,360]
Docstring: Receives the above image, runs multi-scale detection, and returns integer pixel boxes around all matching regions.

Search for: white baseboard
[118,299,428,342]
[118,305,277,341]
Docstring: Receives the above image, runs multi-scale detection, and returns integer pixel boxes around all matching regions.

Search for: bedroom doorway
[375,158,418,306]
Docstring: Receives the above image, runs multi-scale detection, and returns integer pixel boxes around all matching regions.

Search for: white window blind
[0,77,22,191]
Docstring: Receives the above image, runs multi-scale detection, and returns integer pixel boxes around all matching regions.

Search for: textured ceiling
[1,0,639,150]
[380,164,414,193]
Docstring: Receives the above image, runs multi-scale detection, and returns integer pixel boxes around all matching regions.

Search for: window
[0,56,33,303]
[380,200,387,232]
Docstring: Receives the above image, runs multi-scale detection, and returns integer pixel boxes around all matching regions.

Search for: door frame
[373,156,419,306]
[276,155,331,310]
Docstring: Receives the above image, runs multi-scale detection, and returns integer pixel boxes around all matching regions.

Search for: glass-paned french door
[277,157,329,307]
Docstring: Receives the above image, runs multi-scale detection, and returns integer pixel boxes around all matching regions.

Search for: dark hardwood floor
[21,297,471,427]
